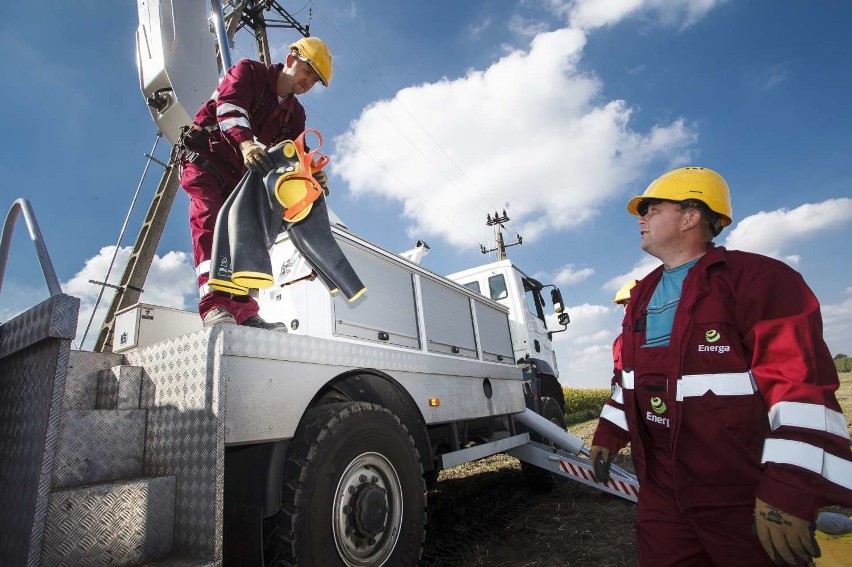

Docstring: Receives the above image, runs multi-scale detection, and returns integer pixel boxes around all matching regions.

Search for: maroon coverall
[592,244,852,566]
[179,58,306,322]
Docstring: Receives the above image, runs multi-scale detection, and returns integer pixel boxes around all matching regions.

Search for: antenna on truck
[480,210,522,261]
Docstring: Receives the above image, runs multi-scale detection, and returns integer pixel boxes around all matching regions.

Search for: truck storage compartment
[333,240,421,348]
[473,300,515,364]
[420,278,477,359]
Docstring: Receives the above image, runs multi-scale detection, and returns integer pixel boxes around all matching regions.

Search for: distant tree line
[834,353,852,373]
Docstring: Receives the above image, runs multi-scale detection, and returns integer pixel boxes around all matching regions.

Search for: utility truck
[0,2,638,566]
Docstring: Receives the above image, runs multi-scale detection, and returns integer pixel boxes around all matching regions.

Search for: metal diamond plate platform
[66,350,124,410]
[125,328,224,562]
[52,409,146,488]
[0,294,78,567]
[40,476,176,567]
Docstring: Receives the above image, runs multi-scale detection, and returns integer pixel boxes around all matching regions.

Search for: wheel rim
[332,452,403,567]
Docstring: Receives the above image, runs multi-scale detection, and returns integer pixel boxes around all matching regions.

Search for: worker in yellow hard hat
[177,36,333,330]
[613,280,637,307]
[588,166,852,567]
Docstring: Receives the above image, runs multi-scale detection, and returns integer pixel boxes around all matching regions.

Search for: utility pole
[480,210,522,261]
[94,1,311,352]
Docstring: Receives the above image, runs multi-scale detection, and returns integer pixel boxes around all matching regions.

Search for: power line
[309,6,563,279]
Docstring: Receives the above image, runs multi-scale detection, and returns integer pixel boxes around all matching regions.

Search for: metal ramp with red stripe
[507,441,640,502]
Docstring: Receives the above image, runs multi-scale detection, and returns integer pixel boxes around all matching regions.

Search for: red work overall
[632,345,776,567]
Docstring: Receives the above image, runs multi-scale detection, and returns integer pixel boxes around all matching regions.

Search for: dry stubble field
[420,373,852,567]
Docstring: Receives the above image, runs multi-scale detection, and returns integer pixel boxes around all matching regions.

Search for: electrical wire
[308,6,565,279]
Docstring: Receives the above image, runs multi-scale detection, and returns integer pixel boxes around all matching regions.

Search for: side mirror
[548,311,571,340]
[551,288,565,313]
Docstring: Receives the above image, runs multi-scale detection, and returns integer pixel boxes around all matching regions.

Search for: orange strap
[281,129,329,221]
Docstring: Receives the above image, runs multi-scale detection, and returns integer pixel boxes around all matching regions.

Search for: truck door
[520,276,551,361]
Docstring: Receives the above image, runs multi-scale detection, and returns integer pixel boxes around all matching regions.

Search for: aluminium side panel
[420,278,477,358]
[473,300,515,364]
[332,240,420,348]
[216,327,526,445]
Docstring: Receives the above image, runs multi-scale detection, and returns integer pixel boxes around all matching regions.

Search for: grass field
[421,372,852,566]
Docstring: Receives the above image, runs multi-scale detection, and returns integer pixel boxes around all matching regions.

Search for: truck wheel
[265,402,426,566]
[521,396,568,492]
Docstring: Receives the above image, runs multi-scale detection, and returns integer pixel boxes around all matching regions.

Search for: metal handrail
[0,198,62,297]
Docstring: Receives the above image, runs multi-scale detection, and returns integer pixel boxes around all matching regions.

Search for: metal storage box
[113,303,202,353]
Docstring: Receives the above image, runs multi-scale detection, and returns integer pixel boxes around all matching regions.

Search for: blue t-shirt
[643,258,699,347]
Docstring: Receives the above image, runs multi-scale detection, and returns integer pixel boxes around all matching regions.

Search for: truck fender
[319,370,434,476]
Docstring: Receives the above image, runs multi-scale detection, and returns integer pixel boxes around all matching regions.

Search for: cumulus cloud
[823,291,852,358]
[334,25,697,250]
[567,0,725,31]
[554,263,595,285]
[64,246,196,349]
[604,256,660,291]
[549,302,623,387]
[722,198,852,260]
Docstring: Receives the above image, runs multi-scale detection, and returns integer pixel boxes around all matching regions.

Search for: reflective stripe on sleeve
[762,438,852,491]
[601,404,628,432]
[769,401,850,440]
[676,372,756,401]
[196,260,211,277]
[216,103,249,118]
[622,370,634,390]
[198,283,210,298]
[611,383,624,405]
[219,117,250,131]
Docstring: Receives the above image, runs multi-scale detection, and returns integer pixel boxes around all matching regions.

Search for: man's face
[637,199,687,256]
[284,55,321,96]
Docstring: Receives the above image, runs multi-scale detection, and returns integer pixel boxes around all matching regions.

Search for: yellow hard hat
[626,167,733,233]
[290,37,333,86]
[613,280,637,305]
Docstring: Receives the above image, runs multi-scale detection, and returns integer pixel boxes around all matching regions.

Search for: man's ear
[284,51,296,69]
[682,209,700,231]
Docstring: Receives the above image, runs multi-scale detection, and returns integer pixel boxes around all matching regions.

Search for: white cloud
[567,0,724,31]
[722,198,852,260]
[333,26,696,250]
[554,263,595,285]
[823,292,852,358]
[64,246,196,349]
[550,302,623,388]
[605,255,660,291]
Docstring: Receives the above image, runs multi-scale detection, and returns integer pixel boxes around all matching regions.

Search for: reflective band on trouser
[601,404,628,432]
[611,383,624,404]
[762,438,852,491]
[216,103,249,118]
[622,370,634,389]
[196,259,211,278]
[198,283,210,297]
[769,401,850,439]
[219,117,250,131]
[676,371,756,401]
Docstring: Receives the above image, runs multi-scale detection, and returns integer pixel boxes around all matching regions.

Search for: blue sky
[2,1,851,387]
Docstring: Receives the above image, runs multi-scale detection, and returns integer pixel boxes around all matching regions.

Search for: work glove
[313,170,329,196]
[753,498,820,566]
[240,141,273,173]
[589,445,613,484]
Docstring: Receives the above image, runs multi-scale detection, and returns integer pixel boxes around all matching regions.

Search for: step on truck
[0,2,638,565]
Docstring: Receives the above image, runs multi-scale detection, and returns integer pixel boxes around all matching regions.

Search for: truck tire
[521,396,568,492]
[265,402,426,566]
